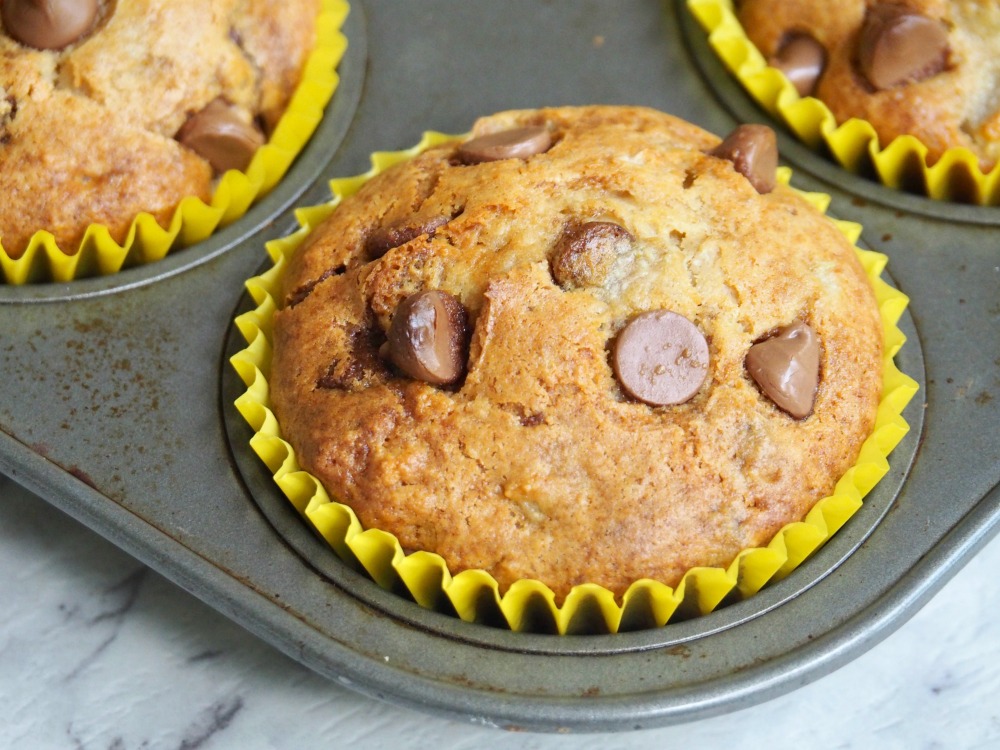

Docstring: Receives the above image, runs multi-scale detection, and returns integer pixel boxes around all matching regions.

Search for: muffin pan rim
[1,0,997,731]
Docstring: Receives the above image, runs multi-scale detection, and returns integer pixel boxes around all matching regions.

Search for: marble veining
[1,474,998,749]
[176,698,245,750]
[63,568,148,683]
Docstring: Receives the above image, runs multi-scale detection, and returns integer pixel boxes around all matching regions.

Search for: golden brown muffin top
[271,106,884,599]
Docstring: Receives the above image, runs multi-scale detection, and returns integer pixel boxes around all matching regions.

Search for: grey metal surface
[0,0,997,733]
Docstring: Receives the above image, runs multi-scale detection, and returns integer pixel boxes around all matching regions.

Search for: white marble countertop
[2,473,998,749]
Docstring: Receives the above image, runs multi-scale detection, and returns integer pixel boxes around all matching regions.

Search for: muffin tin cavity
[682,0,1000,215]
[0,0,363,302]
[0,0,353,285]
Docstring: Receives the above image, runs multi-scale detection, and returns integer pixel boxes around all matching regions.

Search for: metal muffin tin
[1,0,997,732]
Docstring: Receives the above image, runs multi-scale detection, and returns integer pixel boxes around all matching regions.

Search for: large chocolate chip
[613,311,710,406]
[364,215,449,260]
[456,126,553,164]
[2,0,99,50]
[709,124,778,194]
[770,34,827,97]
[551,221,633,289]
[383,290,469,385]
[858,5,948,90]
[745,322,820,419]
[176,99,265,173]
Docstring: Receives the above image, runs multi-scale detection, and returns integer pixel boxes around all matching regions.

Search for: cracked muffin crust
[737,0,1000,170]
[0,0,320,256]
[270,106,884,599]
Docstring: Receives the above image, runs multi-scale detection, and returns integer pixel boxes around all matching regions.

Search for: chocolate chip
[745,322,820,419]
[550,221,633,289]
[1,0,99,50]
[613,311,710,406]
[857,5,949,90]
[456,126,553,164]
[365,215,449,260]
[709,124,778,194]
[770,33,827,97]
[176,99,265,174]
[383,290,469,386]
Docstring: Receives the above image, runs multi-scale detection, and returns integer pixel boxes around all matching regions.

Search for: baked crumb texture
[690,0,1000,205]
[0,0,346,283]
[233,106,919,633]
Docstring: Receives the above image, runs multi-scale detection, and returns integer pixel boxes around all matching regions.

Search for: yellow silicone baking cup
[0,0,349,285]
[230,133,919,635]
[687,0,1000,206]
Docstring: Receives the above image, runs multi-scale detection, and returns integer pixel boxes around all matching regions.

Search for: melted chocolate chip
[456,126,553,164]
[745,322,820,419]
[383,290,469,385]
[176,99,265,173]
[0,95,17,144]
[317,324,387,391]
[2,0,99,50]
[365,215,449,260]
[285,264,346,308]
[770,33,827,97]
[4,94,18,122]
[857,4,949,90]
[613,311,709,406]
[551,221,633,289]
[709,124,778,194]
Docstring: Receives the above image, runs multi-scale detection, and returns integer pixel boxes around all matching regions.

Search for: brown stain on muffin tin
[666,645,692,659]
[0,298,183,505]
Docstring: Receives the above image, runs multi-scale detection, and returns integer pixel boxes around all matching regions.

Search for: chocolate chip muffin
[0,0,320,256]
[737,0,1000,170]
[270,105,884,600]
